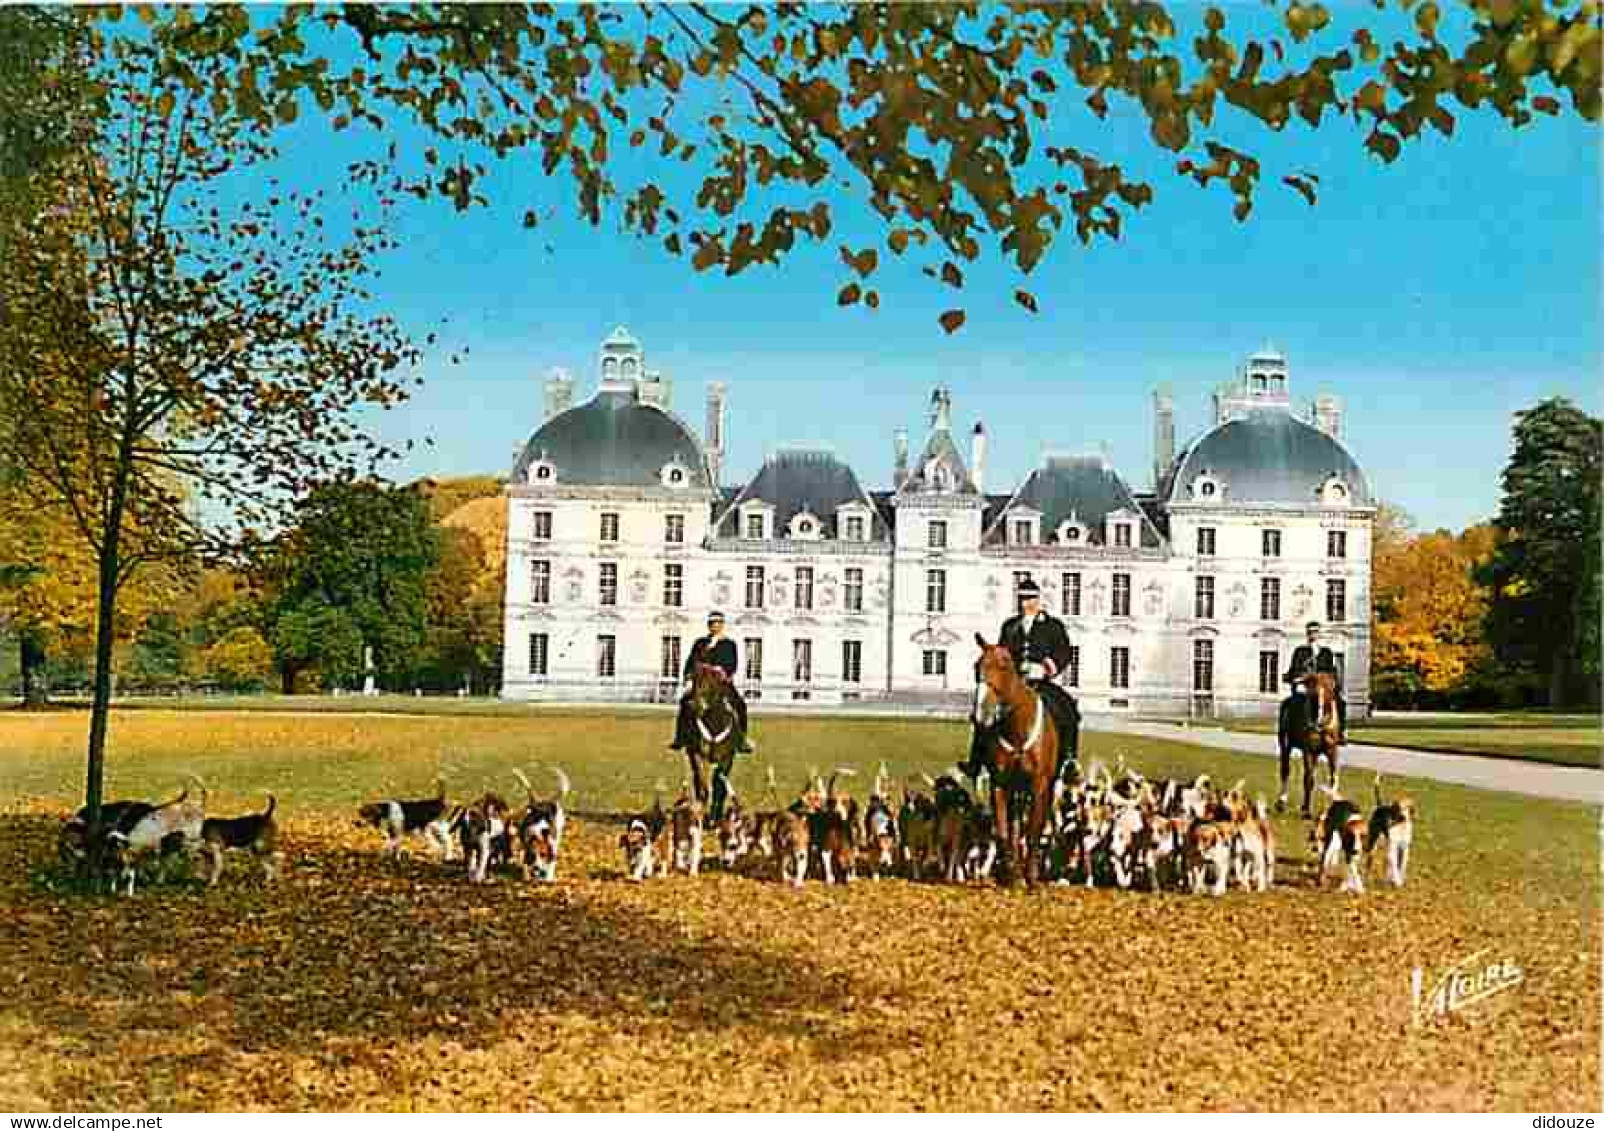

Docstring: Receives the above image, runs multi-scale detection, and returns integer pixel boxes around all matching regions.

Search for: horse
[972,634,1060,887]
[683,662,739,823]
[1277,671,1343,817]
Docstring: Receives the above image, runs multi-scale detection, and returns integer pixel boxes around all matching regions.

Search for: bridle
[974,649,1048,759]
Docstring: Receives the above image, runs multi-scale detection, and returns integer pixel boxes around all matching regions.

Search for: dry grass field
[1224,712,1600,769]
[0,707,1596,1111]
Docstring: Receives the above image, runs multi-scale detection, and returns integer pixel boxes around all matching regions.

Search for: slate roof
[714,448,888,540]
[511,390,712,489]
[984,454,1166,548]
[898,428,977,495]
[1164,408,1371,506]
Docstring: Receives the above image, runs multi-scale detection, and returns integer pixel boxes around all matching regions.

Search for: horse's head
[972,633,1023,727]
[689,663,728,713]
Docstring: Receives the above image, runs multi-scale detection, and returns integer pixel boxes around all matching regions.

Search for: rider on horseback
[668,611,755,754]
[1281,620,1347,744]
[963,576,1080,782]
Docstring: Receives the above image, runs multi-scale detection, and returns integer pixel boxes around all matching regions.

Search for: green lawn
[0,707,1595,1111]
[1224,711,1601,769]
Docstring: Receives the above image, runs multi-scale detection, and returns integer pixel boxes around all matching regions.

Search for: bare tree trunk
[84,434,133,825]
[19,632,46,706]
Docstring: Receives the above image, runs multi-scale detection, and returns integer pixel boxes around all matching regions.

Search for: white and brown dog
[670,791,706,876]
[512,768,570,882]
[199,794,281,887]
[897,787,938,881]
[460,792,513,883]
[863,766,900,880]
[358,779,459,862]
[773,805,811,888]
[620,794,671,882]
[716,789,751,871]
[104,780,208,896]
[1365,774,1416,888]
[1310,786,1368,894]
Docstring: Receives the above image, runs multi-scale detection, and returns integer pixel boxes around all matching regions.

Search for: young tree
[132,2,1600,330]
[1482,397,1602,707]
[0,32,421,822]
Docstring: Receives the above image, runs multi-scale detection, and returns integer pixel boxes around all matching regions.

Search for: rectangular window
[533,511,552,541]
[596,634,616,678]
[1262,528,1281,557]
[530,560,551,605]
[844,514,866,541]
[744,512,764,540]
[1193,639,1214,692]
[744,637,763,682]
[844,567,863,612]
[1112,572,1131,617]
[1062,572,1081,617]
[922,649,947,676]
[1110,646,1130,690]
[1328,530,1347,559]
[1259,650,1279,694]
[1066,644,1080,688]
[841,640,862,684]
[928,520,948,550]
[660,635,681,679]
[1013,571,1032,606]
[794,566,814,611]
[745,565,765,609]
[528,633,549,677]
[926,568,946,613]
[1115,523,1133,549]
[1195,576,1215,620]
[665,514,684,544]
[792,639,813,683]
[1197,527,1216,557]
[663,563,683,608]
[1327,579,1347,622]
[599,562,618,607]
[600,512,619,543]
[1012,519,1033,546]
[1261,577,1281,622]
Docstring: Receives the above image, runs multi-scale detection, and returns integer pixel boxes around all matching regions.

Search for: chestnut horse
[1278,671,1343,817]
[972,634,1060,886]
[685,662,739,822]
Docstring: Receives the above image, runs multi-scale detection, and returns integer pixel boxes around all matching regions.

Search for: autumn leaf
[938,309,966,334]
[837,282,861,306]
[1014,290,1038,313]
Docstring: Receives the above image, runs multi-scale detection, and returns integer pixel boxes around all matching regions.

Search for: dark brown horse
[684,662,739,822]
[1278,671,1343,817]
[972,634,1060,887]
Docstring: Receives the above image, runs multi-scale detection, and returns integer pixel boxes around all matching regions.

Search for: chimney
[705,381,727,487]
[970,422,987,494]
[638,368,671,408]
[544,367,574,421]
[1152,384,1174,490]
[1313,393,1343,441]
[893,428,910,490]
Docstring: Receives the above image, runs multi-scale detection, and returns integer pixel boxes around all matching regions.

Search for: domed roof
[1166,409,1371,507]
[511,390,712,490]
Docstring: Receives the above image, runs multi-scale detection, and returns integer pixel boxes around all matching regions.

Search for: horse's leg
[1025,781,1051,887]
[991,786,1012,886]
[1276,722,1292,813]
[1300,744,1315,819]
[709,757,728,824]
[1328,738,1341,795]
[688,748,708,805]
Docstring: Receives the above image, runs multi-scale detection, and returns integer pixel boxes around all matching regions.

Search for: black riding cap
[708,611,726,624]
[1306,620,1320,631]
[1018,578,1042,598]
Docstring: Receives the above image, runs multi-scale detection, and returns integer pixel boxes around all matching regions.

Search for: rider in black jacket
[1282,620,1346,742]
[668,611,754,752]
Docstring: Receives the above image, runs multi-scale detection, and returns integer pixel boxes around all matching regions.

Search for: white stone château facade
[502,328,1374,717]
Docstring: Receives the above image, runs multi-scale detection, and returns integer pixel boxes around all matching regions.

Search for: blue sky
[238,7,1598,534]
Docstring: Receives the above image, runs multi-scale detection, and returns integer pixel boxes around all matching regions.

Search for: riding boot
[1336,696,1348,744]
[962,725,990,781]
[733,694,754,753]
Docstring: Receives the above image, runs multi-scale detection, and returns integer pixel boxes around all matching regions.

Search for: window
[1262,528,1281,557]
[660,636,681,679]
[928,520,948,549]
[1327,579,1347,622]
[596,634,616,678]
[1112,573,1131,617]
[841,640,862,684]
[793,639,813,683]
[844,514,866,542]
[1328,530,1347,559]
[1114,523,1133,549]
[1012,519,1034,546]
[1013,571,1033,605]
[1259,650,1279,694]
[1193,640,1214,692]
[745,565,765,609]
[744,512,765,540]
[528,633,549,677]
[844,567,863,613]
[794,566,814,611]
[926,569,946,614]
[1261,577,1281,622]
[533,511,552,541]
[744,638,763,682]
[922,649,947,676]
[600,512,619,543]
[1062,572,1081,617]
[665,514,684,544]
[663,564,683,608]
[1110,646,1130,689]
[1195,576,1215,620]
[531,560,551,605]
[1066,644,1080,687]
[1197,527,1216,556]
[599,562,618,607]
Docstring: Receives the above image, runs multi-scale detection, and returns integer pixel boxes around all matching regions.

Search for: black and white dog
[512,767,570,882]
[357,779,460,862]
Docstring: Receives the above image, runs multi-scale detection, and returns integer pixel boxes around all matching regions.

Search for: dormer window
[1011,518,1037,546]
[844,515,865,541]
[788,509,822,541]
[1113,524,1133,549]
[1188,471,1223,502]
[526,459,556,485]
[1056,519,1087,545]
[836,501,871,542]
[740,502,773,541]
[659,459,690,489]
[1318,474,1351,506]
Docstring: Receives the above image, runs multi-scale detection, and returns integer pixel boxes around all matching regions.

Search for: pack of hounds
[56,759,1415,897]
